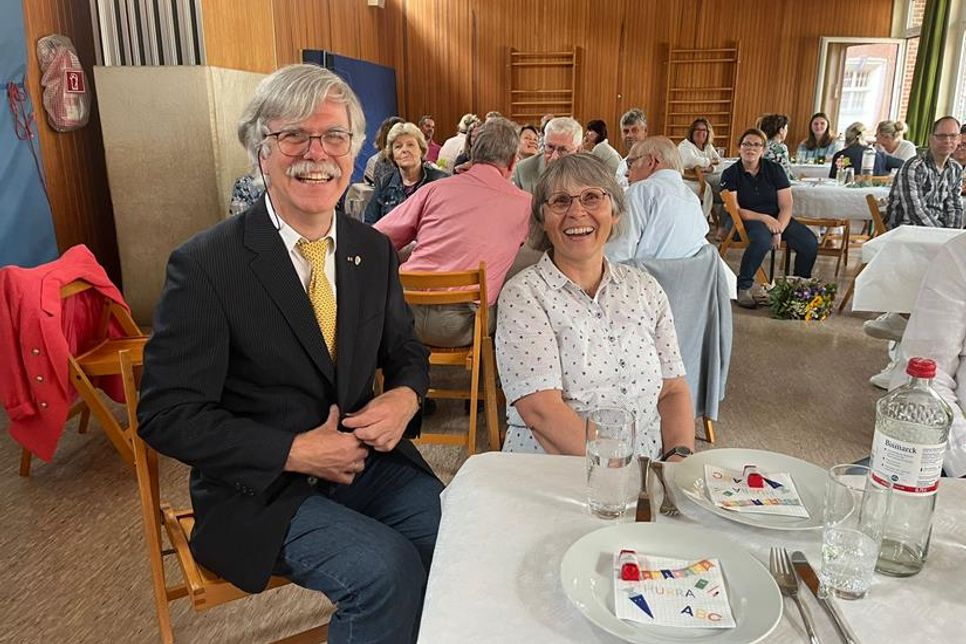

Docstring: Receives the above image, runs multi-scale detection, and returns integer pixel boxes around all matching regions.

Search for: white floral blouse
[495,253,686,458]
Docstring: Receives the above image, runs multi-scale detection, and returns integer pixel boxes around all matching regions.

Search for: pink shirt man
[374,163,531,305]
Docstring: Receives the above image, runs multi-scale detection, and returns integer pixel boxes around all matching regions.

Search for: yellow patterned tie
[297,237,337,359]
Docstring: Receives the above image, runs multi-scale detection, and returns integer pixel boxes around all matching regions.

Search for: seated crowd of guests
[133,62,966,644]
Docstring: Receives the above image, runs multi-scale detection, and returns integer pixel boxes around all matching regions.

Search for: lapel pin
[345,255,361,265]
[354,256,361,266]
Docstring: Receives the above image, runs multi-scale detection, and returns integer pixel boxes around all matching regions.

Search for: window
[814,38,906,130]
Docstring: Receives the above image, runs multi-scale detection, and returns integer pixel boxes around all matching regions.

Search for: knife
[792,551,860,644]
[635,456,653,522]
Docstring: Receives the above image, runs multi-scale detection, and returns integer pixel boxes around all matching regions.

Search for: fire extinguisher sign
[65,70,85,93]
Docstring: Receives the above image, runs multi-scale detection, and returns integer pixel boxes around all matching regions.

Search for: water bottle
[861,147,876,175]
[870,357,953,577]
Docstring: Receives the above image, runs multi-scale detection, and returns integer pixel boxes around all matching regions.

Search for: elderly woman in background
[721,128,818,309]
[518,124,540,161]
[875,120,918,161]
[678,117,721,169]
[582,119,622,175]
[759,113,794,179]
[364,115,405,185]
[829,122,903,178]
[796,112,842,162]
[452,118,482,172]
[495,154,695,461]
[364,122,448,224]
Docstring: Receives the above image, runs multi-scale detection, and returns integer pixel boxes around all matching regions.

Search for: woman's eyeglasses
[740,141,764,149]
[545,188,611,215]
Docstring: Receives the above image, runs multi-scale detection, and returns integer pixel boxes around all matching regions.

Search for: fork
[650,460,679,517]
[770,547,821,644]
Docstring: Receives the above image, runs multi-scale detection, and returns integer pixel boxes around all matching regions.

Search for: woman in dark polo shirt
[720,128,818,308]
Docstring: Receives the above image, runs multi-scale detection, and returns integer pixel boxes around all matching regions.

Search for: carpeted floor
[0,250,889,643]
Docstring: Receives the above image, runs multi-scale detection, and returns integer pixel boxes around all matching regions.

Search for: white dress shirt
[615,156,629,189]
[266,194,338,298]
[605,169,710,262]
[890,233,966,477]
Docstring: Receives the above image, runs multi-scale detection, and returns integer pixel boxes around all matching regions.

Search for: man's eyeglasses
[267,129,354,157]
[740,141,764,149]
[932,133,961,141]
[545,188,611,215]
[545,143,576,156]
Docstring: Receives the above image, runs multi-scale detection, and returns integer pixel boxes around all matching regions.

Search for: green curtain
[906,0,951,146]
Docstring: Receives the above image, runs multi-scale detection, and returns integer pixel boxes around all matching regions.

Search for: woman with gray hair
[364,121,448,224]
[828,122,903,178]
[495,154,695,461]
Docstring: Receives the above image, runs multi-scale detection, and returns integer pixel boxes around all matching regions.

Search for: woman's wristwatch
[661,446,694,461]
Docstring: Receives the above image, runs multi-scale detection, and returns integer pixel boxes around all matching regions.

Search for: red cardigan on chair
[0,245,131,461]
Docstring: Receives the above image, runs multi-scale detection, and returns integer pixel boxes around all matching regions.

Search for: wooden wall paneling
[21,0,120,284]
[200,0,276,73]
[401,0,473,139]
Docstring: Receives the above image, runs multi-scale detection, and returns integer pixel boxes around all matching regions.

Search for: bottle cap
[906,357,937,379]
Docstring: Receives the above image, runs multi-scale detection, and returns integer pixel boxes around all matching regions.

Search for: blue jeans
[737,218,818,290]
[273,450,444,644]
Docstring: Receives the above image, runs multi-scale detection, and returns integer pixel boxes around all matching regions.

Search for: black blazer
[137,201,431,593]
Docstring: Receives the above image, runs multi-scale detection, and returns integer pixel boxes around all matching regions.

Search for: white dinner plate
[560,523,782,643]
[674,448,827,530]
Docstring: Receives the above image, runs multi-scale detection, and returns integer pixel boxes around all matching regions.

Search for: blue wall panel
[0,0,59,268]
[302,50,398,184]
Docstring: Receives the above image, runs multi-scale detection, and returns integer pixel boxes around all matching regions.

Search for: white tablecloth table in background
[790,181,891,222]
[852,225,966,313]
[419,452,966,643]
[790,163,833,179]
[705,162,833,199]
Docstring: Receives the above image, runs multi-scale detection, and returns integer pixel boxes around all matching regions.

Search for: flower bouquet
[768,277,838,321]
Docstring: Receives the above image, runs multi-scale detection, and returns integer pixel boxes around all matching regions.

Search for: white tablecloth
[790,163,833,179]
[715,160,831,181]
[852,225,966,313]
[790,181,891,222]
[419,452,966,643]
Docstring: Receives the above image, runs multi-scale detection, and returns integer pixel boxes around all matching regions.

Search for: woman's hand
[771,233,782,249]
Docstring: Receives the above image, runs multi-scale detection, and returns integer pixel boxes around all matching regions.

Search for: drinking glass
[585,407,636,519]
[820,464,893,600]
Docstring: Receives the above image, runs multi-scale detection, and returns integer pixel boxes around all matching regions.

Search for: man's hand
[765,216,783,234]
[285,405,369,485]
[341,387,419,452]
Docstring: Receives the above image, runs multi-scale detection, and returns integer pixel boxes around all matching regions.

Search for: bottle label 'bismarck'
[869,430,945,494]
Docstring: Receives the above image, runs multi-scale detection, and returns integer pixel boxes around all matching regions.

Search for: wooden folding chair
[19,279,148,476]
[120,350,329,644]
[718,190,771,285]
[399,264,500,454]
[838,194,888,313]
[790,216,851,277]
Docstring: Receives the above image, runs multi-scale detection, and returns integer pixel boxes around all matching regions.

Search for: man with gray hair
[376,117,531,346]
[138,64,441,643]
[615,107,649,188]
[606,137,709,262]
[512,116,583,193]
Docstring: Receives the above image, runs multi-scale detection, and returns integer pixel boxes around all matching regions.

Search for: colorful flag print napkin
[613,551,736,629]
[703,464,809,518]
